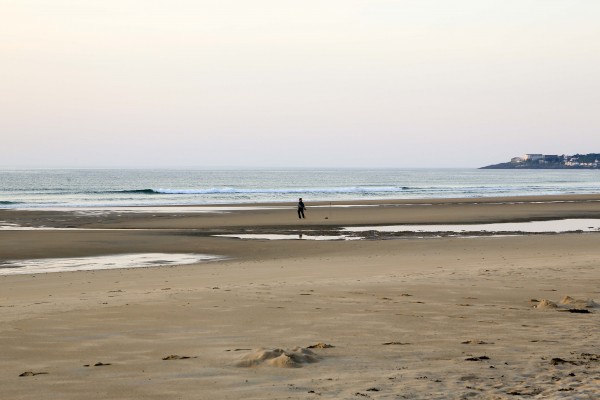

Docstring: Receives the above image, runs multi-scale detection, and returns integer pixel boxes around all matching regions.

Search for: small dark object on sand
[465,356,490,361]
[19,371,48,377]
[83,362,112,367]
[507,389,542,396]
[162,355,195,360]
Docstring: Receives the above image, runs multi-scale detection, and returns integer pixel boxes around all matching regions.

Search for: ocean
[1,169,600,209]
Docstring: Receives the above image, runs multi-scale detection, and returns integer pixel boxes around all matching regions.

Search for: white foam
[9,206,288,215]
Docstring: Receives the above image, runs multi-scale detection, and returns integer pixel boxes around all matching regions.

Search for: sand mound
[559,296,598,309]
[236,347,319,368]
[535,296,598,311]
[535,299,558,309]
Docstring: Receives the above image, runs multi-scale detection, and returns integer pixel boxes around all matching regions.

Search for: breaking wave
[114,187,411,195]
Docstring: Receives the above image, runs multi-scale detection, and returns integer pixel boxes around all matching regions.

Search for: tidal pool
[0,253,221,275]
[343,219,600,234]
[215,233,359,241]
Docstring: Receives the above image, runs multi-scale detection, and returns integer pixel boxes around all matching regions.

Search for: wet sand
[1,194,599,399]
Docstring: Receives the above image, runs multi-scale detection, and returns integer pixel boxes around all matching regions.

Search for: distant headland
[481,153,600,169]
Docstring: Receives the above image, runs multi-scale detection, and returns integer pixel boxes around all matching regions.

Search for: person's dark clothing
[298,200,306,219]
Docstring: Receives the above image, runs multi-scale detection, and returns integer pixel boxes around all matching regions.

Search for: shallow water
[0,253,220,275]
[0,223,147,231]
[215,233,359,241]
[343,219,600,233]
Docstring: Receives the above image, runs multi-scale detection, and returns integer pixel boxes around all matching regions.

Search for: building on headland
[564,154,600,167]
[483,153,600,169]
[543,155,560,162]
[522,154,543,162]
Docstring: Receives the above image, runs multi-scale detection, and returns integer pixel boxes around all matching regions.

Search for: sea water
[1,169,600,209]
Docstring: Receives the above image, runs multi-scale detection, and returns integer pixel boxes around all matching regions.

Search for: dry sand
[1,195,599,399]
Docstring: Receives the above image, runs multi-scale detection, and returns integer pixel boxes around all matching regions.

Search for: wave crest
[113,187,409,195]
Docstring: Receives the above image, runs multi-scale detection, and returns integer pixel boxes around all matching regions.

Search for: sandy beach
[1,195,599,399]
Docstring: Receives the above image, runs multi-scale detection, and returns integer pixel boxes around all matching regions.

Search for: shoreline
[3,193,600,215]
[4,192,600,208]
[3,193,600,232]
[1,193,599,399]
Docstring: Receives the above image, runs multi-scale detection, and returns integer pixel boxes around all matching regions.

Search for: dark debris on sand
[19,371,48,377]
[465,356,490,361]
[162,355,197,360]
[307,343,335,349]
[83,362,112,367]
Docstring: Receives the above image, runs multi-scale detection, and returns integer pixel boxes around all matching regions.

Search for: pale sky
[1,0,599,168]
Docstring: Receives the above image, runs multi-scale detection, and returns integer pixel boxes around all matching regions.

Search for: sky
[1,0,599,168]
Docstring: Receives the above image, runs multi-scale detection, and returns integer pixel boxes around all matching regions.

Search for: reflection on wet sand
[0,253,221,275]
[343,219,600,234]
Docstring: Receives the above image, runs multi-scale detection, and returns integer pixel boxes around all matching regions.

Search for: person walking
[297,198,306,219]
